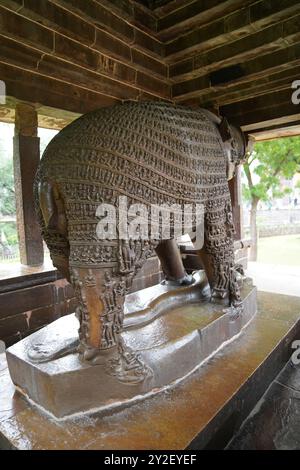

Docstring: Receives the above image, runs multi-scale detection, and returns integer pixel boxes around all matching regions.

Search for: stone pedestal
[1,290,300,449]
[6,273,257,419]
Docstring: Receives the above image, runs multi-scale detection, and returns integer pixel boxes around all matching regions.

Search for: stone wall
[244,210,300,238]
[258,224,300,238]
[0,277,77,347]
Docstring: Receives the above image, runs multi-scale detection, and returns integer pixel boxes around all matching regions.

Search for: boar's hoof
[78,340,153,384]
[211,288,229,305]
[78,343,118,365]
[223,301,244,318]
[106,340,153,385]
[164,273,195,287]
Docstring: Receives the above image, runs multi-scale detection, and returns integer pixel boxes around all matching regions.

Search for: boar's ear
[228,124,248,164]
[245,133,255,156]
[38,180,56,229]
[38,181,67,236]
[218,117,232,143]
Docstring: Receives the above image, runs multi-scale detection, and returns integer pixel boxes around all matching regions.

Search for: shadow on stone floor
[227,359,300,450]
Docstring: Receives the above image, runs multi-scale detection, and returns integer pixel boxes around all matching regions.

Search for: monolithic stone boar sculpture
[34,101,247,382]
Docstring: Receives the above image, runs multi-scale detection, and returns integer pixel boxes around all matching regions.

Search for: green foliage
[0,123,17,247]
[1,222,18,245]
[0,123,58,250]
[0,123,15,217]
[0,158,18,247]
[0,157,16,216]
[243,137,300,203]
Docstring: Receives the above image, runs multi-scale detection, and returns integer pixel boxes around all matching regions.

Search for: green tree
[243,137,300,261]
[0,123,58,250]
[0,123,17,248]
[0,152,18,247]
[0,157,15,216]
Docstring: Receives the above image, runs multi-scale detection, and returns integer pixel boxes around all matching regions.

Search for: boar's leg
[69,240,154,383]
[155,239,193,285]
[197,201,242,308]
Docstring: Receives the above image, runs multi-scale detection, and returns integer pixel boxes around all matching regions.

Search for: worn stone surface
[0,290,299,449]
[227,365,300,450]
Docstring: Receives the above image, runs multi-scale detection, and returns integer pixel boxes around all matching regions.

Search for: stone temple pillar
[13,103,44,266]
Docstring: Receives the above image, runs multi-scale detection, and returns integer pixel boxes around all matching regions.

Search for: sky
[0,122,58,166]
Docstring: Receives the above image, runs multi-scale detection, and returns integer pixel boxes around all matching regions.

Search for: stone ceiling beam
[221,88,295,118]
[169,15,300,82]
[250,123,300,141]
[187,66,300,108]
[0,62,120,115]
[0,0,299,135]
[220,91,300,127]
[0,2,168,80]
[0,97,81,130]
[164,0,300,62]
[156,0,255,41]
[172,42,300,101]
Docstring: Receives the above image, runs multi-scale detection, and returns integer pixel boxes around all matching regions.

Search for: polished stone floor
[0,291,300,449]
[227,359,300,450]
[247,262,300,298]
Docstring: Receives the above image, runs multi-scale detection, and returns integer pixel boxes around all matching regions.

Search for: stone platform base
[0,291,300,449]
[5,274,257,419]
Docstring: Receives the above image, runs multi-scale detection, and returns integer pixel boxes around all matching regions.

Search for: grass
[257,234,300,266]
